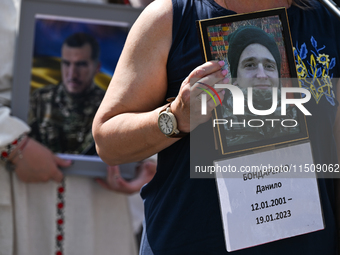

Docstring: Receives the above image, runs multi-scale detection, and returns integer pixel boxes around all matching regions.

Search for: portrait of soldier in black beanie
[221,25,299,147]
[227,25,281,88]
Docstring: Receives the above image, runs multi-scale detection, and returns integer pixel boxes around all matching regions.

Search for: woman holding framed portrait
[94,0,340,254]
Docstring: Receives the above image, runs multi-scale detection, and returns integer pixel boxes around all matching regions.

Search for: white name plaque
[215,142,324,252]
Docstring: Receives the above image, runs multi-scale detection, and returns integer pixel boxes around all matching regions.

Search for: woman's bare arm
[93,0,227,165]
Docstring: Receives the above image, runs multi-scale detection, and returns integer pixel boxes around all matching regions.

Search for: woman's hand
[96,160,157,194]
[12,138,72,182]
[171,60,229,133]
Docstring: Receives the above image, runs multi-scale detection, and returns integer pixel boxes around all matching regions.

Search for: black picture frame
[196,8,309,156]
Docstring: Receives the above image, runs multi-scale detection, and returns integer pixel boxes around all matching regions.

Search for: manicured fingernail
[223,77,230,83]
[218,60,225,67]
[221,69,228,76]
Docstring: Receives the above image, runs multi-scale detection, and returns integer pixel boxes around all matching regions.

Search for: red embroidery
[55,179,65,255]
[0,134,28,164]
[1,151,8,158]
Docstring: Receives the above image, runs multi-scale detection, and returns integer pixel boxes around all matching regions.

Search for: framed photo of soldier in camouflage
[11,0,142,177]
[27,15,130,155]
[195,8,309,156]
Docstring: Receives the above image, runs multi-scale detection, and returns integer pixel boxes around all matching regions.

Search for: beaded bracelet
[0,133,28,163]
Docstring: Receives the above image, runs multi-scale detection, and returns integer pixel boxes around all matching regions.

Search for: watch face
[158,112,174,135]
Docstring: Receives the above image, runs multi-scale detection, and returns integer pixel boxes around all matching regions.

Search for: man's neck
[216,0,292,13]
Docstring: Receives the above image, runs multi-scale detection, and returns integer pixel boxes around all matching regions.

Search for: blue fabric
[140,1,340,254]
[140,221,154,255]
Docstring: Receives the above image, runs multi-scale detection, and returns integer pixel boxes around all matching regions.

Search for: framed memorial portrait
[11,0,142,177]
[194,10,322,248]
[196,8,309,156]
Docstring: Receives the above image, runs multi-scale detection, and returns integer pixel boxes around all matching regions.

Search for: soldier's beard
[63,82,94,99]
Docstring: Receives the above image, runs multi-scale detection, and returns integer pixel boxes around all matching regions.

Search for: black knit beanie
[227,26,281,79]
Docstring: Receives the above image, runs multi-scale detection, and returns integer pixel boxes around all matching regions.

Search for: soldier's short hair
[63,33,100,62]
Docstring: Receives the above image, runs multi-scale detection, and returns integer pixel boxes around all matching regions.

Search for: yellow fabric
[30,57,111,91]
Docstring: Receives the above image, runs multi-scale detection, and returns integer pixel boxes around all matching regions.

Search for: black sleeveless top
[141,1,340,254]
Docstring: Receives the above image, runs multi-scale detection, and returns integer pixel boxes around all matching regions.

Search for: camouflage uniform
[29,83,105,154]
[221,88,300,147]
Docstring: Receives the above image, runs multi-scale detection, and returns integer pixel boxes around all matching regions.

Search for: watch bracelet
[159,98,188,138]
